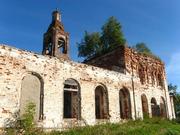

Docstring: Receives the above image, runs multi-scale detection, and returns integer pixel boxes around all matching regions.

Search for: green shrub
[5,102,42,135]
[4,107,180,135]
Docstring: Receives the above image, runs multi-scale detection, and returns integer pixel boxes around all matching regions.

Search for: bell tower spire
[52,9,61,22]
[42,10,69,60]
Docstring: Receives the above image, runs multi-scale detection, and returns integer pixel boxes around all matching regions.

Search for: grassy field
[6,104,180,135]
[5,118,180,135]
[48,118,180,135]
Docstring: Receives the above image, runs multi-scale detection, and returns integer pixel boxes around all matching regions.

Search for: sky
[0,0,180,91]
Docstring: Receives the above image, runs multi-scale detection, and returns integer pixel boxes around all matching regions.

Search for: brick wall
[0,44,175,130]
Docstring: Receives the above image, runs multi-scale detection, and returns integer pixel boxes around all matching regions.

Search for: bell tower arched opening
[42,10,69,60]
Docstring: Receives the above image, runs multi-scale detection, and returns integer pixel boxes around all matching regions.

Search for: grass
[5,103,180,135]
[46,118,180,135]
[5,117,180,135]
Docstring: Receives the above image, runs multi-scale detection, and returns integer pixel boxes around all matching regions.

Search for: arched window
[151,98,160,117]
[20,73,44,121]
[160,97,167,118]
[95,85,109,119]
[58,37,66,54]
[47,38,52,55]
[119,88,131,119]
[63,79,81,119]
[44,37,52,55]
[141,94,149,118]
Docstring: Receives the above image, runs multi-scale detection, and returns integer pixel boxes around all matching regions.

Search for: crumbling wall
[124,47,166,88]
[84,46,126,73]
[0,44,175,130]
[85,46,166,89]
[124,47,174,118]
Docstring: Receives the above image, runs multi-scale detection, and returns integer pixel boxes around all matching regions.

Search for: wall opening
[58,37,66,54]
[20,73,44,121]
[95,85,109,119]
[160,97,167,118]
[157,73,164,87]
[47,38,52,55]
[119,88,131,119]
[141,94,149,118]
[43,37,52,55]
[151,97,160,117]
[138,66,146,85]
[63,79,81,119]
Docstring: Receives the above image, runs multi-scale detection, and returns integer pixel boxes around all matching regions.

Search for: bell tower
[42,10,69,59]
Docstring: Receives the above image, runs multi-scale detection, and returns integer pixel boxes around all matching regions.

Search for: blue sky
[0,0,180,91]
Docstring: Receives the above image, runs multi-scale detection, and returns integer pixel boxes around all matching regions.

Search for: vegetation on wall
[132,42,161,60]
[78,16,126,60]
[133,42,152,55]
[78,17,160,61]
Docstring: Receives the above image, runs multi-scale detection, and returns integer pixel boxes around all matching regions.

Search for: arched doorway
[95,85,109,119]
[119,88,131,119]
[63,79,81,119]
[160,97,167,118]
[141,94,149,118]
[20,73,44,121]
[151,98,159,117]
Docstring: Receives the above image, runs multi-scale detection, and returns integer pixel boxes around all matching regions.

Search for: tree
[133,42,152,55]
[168,83,180,118]
[132,42,161,60]
[101,16,126,50]
[168,83,178,95]
[78,31,101,59]
[78,16,126,60]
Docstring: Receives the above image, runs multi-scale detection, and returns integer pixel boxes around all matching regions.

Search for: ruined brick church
[0,10,175,130]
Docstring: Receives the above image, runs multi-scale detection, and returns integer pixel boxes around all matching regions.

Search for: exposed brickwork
[84,46,126,73]
[0,10,175,131]
[42,11,70,60]
[124,47,165,87]
[0,44,175,130]
[85,46,166,88]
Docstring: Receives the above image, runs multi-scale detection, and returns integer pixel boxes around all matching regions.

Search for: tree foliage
[78,16,126,60]
[78,31,101,58]
[101,16,126,50]
[133,42,160,60]
[168,83,178,95]
[168,83,180,118]
[133,42,152,55]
